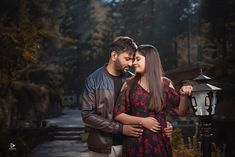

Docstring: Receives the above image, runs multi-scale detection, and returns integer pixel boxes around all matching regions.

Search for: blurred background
[0,0,234,157]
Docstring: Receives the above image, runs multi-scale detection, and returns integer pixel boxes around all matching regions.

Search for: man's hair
[109,36,137,55]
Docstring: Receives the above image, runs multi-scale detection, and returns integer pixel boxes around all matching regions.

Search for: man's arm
[80,77,122,134]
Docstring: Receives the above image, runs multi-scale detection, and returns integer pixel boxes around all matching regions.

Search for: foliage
[198,0,235,108]
[0,0,234,156]
[58,0,114,93]
[109,0,192,69]
[172,128,225,157]
[0,0,234,128]
[172,128,200,157]
[0,0,67,130]
[0,0,59,81]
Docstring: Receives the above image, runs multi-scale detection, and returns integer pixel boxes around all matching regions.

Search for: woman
[114,44,192,157]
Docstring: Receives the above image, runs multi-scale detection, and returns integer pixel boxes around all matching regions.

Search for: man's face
[114,51,134,73]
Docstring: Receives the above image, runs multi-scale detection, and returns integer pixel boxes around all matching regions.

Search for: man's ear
[111,51,118,61]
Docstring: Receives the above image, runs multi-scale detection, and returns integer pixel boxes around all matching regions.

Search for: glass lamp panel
[191,91,210,116]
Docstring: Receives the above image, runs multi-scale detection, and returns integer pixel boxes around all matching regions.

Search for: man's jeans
[80,145,122,157]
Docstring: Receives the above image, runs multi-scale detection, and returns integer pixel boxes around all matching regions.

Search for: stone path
[30,108,91,157]
[30,140,90,157]
[45,109,85,128]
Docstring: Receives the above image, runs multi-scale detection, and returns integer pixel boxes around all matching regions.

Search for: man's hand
[122,124,143,137]
[140,117,161,132]
[164,121,173,138]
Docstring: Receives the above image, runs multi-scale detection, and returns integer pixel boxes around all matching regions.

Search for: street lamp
[190,71,221,157]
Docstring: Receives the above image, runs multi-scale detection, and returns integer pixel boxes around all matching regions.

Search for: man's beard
[115,58,127,73]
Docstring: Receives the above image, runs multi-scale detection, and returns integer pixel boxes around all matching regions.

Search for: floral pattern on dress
[114,78,180,157]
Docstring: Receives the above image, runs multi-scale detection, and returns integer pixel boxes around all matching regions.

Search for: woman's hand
[140,117,161,132]
[179,85,192,96]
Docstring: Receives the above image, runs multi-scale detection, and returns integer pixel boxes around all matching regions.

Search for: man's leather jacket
[80,66,123,153]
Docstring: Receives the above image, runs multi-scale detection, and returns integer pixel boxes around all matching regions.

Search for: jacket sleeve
[79,77,123,134]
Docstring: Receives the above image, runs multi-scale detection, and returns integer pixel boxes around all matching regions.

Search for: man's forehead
[121,51,134,58]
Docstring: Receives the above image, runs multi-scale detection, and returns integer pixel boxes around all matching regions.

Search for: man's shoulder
[86,66,106,81]
[89,67,104,76]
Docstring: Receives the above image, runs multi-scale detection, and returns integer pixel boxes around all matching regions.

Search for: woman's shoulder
[161,77,176,90]
[161,77,172,85]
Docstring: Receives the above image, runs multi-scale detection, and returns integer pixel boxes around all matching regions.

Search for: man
[79,36,173,157]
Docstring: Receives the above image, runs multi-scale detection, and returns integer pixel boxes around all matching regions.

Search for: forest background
[0,0,234,148]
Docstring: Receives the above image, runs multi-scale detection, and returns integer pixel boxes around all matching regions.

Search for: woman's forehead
[135,51,144,57]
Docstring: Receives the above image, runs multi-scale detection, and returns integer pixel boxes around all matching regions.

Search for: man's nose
[128,60,133,66]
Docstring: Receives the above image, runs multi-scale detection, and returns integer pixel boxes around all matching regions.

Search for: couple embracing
[80,36,192,157]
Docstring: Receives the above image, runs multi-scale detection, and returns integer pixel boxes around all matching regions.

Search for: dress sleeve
[113,83,131,117]
[163,78,180,116]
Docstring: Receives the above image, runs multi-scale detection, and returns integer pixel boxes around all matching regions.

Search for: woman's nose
[133,60,136,65]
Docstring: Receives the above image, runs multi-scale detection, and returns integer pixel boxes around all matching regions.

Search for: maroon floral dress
[114,78,180,157]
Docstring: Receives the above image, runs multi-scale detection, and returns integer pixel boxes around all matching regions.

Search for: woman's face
[133,51,146,74]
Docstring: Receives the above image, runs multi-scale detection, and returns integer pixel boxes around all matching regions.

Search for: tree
[0,0,67,129]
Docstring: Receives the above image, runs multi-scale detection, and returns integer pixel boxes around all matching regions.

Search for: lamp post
[190,71,221,157]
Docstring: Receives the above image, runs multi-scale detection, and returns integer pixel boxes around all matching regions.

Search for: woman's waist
[133,113,167,122]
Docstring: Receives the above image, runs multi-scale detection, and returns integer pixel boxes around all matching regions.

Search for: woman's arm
[115,113,161,132]
[115,113,142,125]
[173,85,192,116]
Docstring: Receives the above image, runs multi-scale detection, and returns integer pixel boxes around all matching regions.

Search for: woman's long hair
[128,44,164,112]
